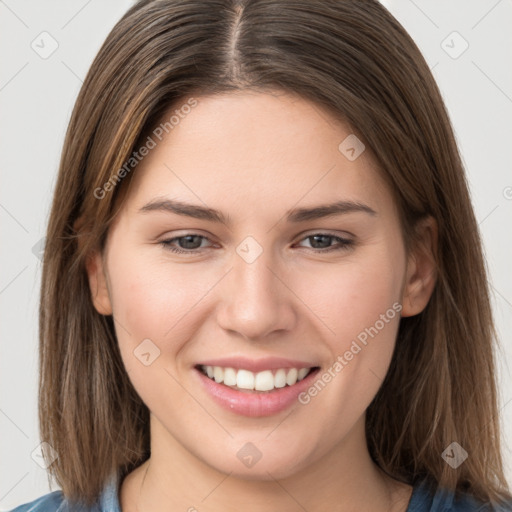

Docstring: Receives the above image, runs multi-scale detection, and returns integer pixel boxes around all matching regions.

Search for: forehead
[123,91,393,219]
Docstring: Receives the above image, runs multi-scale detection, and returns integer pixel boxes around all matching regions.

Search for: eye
[159,232,354,255]
[295,233,354,253]
[159,234,213,254]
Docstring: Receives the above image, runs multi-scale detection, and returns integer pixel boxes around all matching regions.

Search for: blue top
[7,471,512,511]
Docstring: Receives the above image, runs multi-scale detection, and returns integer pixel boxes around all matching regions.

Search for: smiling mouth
[195,364,320,393]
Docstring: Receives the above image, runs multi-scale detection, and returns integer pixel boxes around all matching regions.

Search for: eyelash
[159,233,354,255]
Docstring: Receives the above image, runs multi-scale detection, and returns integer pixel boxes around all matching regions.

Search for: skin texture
[86,91,437,511]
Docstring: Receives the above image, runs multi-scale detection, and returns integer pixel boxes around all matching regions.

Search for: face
[87,90,435,480]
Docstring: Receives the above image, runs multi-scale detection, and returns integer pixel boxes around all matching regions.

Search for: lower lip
[194,367,320,417]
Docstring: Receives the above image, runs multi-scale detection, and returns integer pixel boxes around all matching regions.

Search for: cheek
[293,281,401,427]
[301,247,403,345]
[105,256,209,413]
[105,249,209,359]
[295,244,404,406]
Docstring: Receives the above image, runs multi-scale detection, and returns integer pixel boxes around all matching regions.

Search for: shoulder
[408,477,512,512]
[449,492,512,512]
[5,489,108,512]
[5,471,121,512]
[6,491,65,512]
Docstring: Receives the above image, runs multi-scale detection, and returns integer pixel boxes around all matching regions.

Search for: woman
[9,0,512,510]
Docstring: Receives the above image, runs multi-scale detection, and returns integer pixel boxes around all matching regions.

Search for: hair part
[39,0,511,505]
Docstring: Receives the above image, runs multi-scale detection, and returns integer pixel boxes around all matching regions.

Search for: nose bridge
[217,236,294,339]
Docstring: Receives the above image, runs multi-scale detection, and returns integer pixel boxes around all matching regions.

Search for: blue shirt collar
[97,471,121,512]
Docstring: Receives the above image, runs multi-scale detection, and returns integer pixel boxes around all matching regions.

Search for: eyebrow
[138,198,377,224]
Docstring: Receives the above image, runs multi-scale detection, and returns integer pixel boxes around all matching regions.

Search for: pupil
[311,235,331,249]
[180,235,201,249]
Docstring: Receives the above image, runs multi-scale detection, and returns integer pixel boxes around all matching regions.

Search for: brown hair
[39,0,511,506]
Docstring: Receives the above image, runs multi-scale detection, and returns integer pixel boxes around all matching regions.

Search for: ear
[75,215,113,316]
[401,216,438,317]
[85,249,113,316]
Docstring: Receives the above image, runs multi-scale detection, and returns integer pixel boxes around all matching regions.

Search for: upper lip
[195,357,319,373]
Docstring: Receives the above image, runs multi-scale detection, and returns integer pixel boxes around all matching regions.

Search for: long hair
[39,0,511,505]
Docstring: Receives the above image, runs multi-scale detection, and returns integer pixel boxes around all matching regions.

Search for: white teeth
[223,367,237,386]
[286,368,298,386]
[274,368,287,388]
[200,365,313,391]
[236,369,255,390]
[254,370,274,391]
[297,368,309,380]
[213,366,224,383]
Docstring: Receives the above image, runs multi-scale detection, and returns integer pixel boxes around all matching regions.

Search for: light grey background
[1,0,511,507]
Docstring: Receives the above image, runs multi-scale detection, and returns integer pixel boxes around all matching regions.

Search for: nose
[216,243,297,341]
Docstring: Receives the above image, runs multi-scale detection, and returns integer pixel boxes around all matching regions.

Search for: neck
[121,413,411,512]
